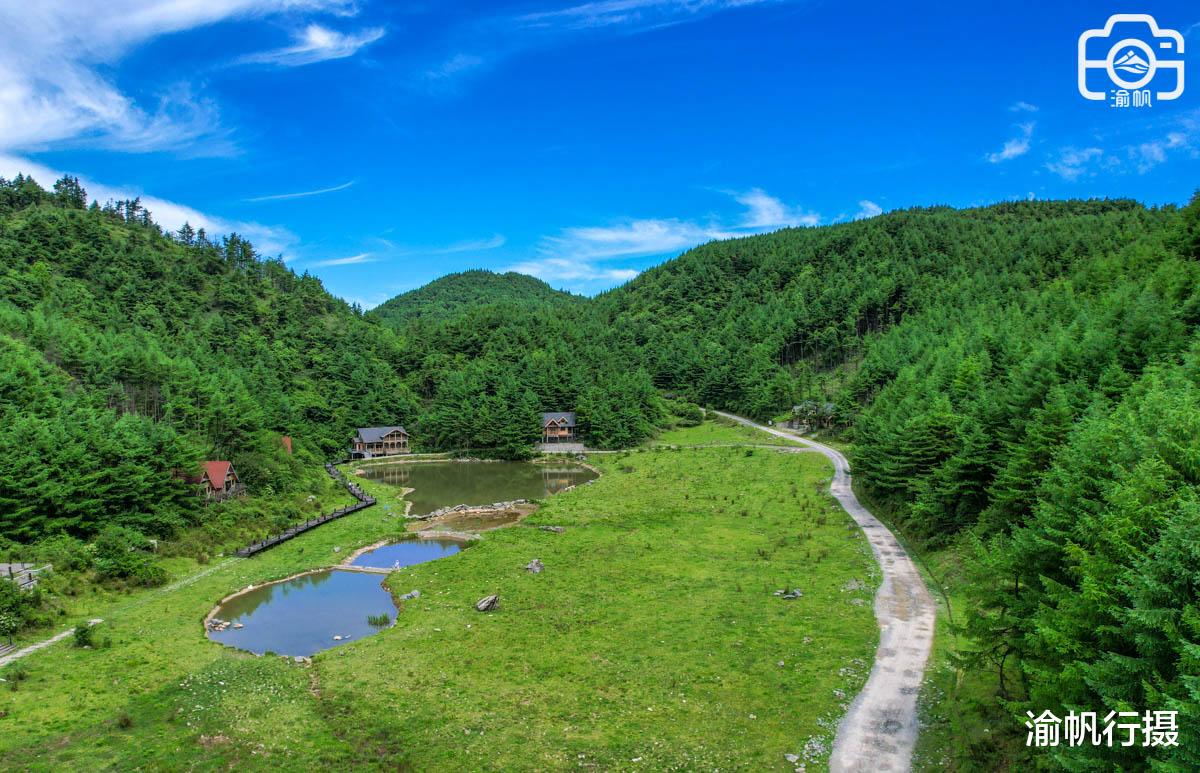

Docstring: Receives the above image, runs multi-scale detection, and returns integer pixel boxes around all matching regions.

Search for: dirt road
[714,412,936,772]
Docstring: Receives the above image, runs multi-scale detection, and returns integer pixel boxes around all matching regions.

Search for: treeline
[591,195,1200,768]
[0,174,668,546]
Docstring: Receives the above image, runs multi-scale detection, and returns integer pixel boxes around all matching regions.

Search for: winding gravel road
[714,412,936,772]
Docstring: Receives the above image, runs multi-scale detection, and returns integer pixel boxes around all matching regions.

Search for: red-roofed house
[195,461,244,501]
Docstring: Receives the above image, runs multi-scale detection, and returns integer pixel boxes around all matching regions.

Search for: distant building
[350,426,410,459]
[541,412,577,444]
[193,461,244,501]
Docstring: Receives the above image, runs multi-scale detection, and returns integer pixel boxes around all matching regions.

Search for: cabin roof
[541,412,576,427]
[202,461,234,485]
[354,426,409,443]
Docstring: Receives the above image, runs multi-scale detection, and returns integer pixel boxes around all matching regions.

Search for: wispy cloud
[736,187,820,228]
[510,187,818,290]
[246,180,355,202]
[310,252,377,267]
[1043,109,1200,179]
[1044,147,1106,181]
[1009,101,1039,113]
[517,0,785,32]
[0,0,356,155]
[505,258,641,285]
[239,23,385,67]
[987,122,1035,163]
[0,153,296,256]
[424,53,487,81]
[383,234,507,256]
[854,200,883,220]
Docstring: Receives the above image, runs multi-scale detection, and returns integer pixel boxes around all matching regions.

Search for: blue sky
[2,1,1198,307]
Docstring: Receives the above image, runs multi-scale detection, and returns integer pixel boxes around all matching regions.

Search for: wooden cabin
[541,412,577,444]
[195,461,244,501]
[350,426,410,459]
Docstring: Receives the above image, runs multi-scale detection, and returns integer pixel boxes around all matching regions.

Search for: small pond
[207,570,398,657]
[350,538,462,569]
[359,461,597,515]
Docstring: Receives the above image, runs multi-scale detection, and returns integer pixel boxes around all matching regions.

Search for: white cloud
[854,200,883,220]
[1044,147,1105,181]
[518,0,783,31]
[310,252,376,267]
[1009,101,1039,113]
[987,122,1034,163]
[1128,128,1194,173]
[506,258,640,285]
[0,153,296,256]
[510,187,819,291]
[424,53,486,81]
[0,1,358,154]
[736,187,820,228]
[246,180,355,202]
[541,218,740,260]
[239,23,385,67]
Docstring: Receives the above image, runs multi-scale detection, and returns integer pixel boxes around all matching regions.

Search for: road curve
[713,412,936,772]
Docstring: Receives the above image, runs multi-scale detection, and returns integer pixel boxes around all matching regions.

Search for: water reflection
[359,461,597,515]
[207,570,398,656]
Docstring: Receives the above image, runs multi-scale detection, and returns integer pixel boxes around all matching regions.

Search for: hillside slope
[370,269,577,327]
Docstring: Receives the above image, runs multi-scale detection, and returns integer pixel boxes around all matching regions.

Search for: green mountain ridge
[369,269,578,327]
[4,169,1200,768]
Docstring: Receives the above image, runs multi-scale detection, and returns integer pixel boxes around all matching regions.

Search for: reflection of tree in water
[217,569,335,619]
[362,462,598,513]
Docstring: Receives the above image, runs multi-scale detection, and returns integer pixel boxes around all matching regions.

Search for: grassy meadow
[0,426,877,771]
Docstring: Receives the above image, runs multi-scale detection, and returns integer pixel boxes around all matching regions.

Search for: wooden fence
[233,463,375,558]
[1,563,52,591]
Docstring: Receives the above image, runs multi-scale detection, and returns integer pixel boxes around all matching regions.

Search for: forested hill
[369,269,577,327]
[592,195,1200,769]
[0,174,664,542]
[0,174,420,541]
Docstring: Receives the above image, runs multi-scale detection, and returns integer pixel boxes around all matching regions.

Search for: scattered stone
[802,636,813,645]
[785,754,800,764]
[333,546,341,553]
[780,588,803,600]
[475,594,500,612]
[232,623,243,629]
[850,598,866,606]
[843,578,866,592]
[539,525,565,533]
[333,635,343,641]
[773,589,786,596]
[525,559,544,574]
[834,689,846,699]
[400,589,421,600]
[777,660,785,667]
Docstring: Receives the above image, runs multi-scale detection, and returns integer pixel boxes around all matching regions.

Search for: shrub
[93,526,166,587]
[34,533,94,572]
[73,621,95,648]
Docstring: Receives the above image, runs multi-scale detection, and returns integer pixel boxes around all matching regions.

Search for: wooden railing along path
[233,463,375,558]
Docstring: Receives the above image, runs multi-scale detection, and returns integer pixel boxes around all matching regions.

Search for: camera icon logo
[1078,14,1185,102]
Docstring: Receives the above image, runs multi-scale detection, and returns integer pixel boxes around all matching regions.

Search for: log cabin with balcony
[350,426,410,459]
[541,412,577,444]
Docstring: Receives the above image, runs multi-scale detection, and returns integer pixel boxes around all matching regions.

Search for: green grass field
[0,431,877,771]
[652,418,802,447]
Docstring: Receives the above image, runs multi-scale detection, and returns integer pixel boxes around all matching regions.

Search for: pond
[350,537,462,569]
[206,570,398,657]
[359,461,597,515]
